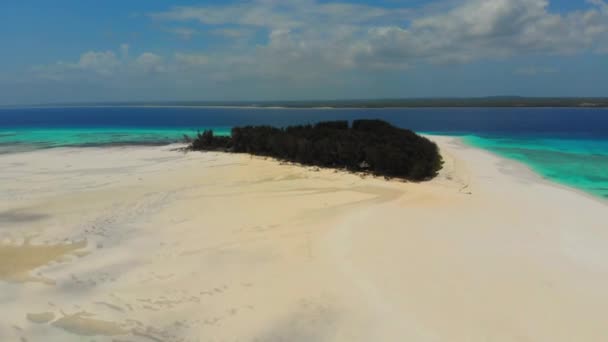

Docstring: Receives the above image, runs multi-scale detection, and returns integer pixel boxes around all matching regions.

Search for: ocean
[1,106,607,199]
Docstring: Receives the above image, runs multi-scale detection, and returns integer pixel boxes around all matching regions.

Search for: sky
[0,0,607,105]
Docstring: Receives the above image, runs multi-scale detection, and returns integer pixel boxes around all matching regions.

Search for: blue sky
[1,0,607,104]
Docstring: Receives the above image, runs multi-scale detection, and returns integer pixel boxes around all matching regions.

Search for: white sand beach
[1,136,607,341]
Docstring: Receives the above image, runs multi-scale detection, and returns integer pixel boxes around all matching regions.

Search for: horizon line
[3,96,608,109]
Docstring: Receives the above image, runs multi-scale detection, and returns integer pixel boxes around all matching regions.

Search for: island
[188,119,443,181]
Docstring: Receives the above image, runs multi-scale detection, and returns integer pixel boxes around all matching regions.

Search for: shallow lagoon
[1,106,607,198]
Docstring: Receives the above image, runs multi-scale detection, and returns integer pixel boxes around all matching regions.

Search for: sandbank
[0,137,606,341]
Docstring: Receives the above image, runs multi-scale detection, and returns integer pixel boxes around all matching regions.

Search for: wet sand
[0,137,607,341]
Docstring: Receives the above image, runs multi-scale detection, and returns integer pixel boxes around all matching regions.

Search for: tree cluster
[190,120,443,181]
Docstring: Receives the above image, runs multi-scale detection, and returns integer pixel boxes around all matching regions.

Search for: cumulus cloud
[31,50,121,80]
[149,0,411,29]
[32,49,170,80]
[348,0,608,66]
[75,51,120,75]
[28,0,608,97]
[135,53,166,73]
[149,0,608,70]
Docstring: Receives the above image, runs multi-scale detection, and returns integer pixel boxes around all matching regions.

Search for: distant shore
[3,97,608,109]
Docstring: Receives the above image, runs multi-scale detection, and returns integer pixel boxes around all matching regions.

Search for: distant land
[5,97,608,108]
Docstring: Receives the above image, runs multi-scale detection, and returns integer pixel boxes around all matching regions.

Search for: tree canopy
[189,119,443,181]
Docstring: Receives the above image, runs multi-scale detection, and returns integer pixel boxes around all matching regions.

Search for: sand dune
[0,137,606,341]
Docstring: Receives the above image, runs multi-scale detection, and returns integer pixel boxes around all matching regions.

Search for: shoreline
[1,137,607,341]
[2,134,605,204]
[447,136,608,206]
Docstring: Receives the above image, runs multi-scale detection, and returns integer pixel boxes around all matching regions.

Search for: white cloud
[149,0,411,29]
[135,53,166,73]
[350,0,608,66]
[32,48,169,80]
[76,51,120,75]
[28,0,608,97]
[149,0,608,71]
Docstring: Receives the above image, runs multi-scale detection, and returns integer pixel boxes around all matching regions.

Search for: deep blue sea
[1,106,607,199]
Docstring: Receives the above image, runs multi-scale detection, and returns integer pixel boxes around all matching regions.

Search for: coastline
[449,136,608,205]
[4,104,608,110]
[1,137,607,341]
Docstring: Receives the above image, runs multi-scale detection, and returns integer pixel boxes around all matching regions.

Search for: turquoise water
[1,106,607,199]
[463,135,608,199]
[0,127,231,153]
[3,127,606,199]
